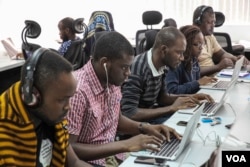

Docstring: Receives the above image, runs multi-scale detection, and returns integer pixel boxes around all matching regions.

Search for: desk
[0,51,25,72]
[0,51,24,93]
[119,82,250,167]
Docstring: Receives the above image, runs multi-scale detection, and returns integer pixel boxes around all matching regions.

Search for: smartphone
[177,121,200,127]
[134,157,168,166]
[177,121,188,126]
[134,157,156,165]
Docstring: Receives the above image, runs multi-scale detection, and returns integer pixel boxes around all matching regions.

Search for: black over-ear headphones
[195,6,210,25]
[22,47,49,105]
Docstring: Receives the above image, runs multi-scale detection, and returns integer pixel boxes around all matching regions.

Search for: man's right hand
[124,134,163,152]
[171,96,199,111]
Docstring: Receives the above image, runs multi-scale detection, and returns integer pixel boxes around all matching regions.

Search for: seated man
[0,48,91,166]
[121,27,214,124]
[66,31,182,167]
[57,17,80,56]
[192,5,247,77]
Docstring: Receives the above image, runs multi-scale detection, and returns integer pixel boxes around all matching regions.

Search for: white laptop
[130,103,204,161]
[1,38,23,60]
[199,56,244,90]
[178,79,234,116]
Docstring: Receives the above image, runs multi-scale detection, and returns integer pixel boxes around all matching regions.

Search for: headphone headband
[195,6,210,25]
[22,47,48,105]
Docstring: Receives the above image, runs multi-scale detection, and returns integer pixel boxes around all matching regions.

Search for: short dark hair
[92,31,134,61]
[162,18,177,28]
[59,17,75,33]
[21,49,73,93]
[193,5,214,25]
[153,27,185,48]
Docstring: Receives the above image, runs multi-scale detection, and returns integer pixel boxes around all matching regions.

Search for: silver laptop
[199,56,244,90]
[178,79,234,116]
[1,38,23,60]
[130,103,204,161]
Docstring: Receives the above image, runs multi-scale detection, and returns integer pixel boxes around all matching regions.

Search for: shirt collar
[147,49,167,77]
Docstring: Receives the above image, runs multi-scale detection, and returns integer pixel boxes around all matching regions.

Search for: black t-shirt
[35,122,55,167]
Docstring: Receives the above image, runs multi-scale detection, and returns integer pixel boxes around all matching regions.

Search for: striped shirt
[0,82,68,167]
[67,60,123,166]
[121,49,167,118]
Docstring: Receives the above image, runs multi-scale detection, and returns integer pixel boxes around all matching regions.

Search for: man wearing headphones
[193,5,245,77]
[0,48,92,166]
[57,17,81,56]
[66,31,182,167]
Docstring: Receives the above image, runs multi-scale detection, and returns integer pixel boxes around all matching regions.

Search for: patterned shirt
[198,34,222,66]
[58,36,81,56]
[0,82,68,167]
[67,60,123,166]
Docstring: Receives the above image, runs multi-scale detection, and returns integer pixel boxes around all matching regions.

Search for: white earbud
[103,63,109,94]
[104,63,107,71]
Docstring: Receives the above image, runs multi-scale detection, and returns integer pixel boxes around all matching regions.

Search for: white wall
[215,25,250,42]
[0,0,249,50]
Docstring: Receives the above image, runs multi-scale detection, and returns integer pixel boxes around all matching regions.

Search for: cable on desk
[237,80,250,83]
[224,103,237,129]
[224,102,236,118]
[196,129,221,148]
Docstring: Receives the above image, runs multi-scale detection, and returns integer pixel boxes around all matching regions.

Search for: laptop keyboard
[150,136,181,157]
[203,102,219,114]
[213,81,229,88]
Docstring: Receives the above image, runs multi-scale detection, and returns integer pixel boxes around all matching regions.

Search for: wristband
[138,122,150,134]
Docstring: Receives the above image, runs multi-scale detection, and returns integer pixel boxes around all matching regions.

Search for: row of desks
[119,80,250,167]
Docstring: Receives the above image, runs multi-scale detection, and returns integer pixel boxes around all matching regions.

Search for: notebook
[199,56,244,90]
[130,103,204,161]
[178,80,234,116]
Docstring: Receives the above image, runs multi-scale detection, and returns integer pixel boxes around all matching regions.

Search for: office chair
[21,19,88,70]
[214,12,244,55]
[63,18,88,70]
[21,20,42,60]
[135,10,162,55]
[214,12,225,27]
[214,32,245,55]
[84,11,115,59]
[138,29,158,53]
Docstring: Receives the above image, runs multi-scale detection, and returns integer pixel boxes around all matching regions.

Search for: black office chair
[21,19,89,70]
[214,12,244,55]
[135,10,162,55]
[138,29,158,53]
[63,18,88,70]
[214,32,245,56]
[214,12,225,28]
[21,20,42,60]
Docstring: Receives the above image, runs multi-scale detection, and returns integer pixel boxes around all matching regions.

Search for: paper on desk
[219,69,249,77]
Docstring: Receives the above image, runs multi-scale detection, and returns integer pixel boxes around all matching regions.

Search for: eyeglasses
[192,42,205,48]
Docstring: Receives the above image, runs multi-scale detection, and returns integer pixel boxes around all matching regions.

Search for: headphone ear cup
[22,87,41,106]
[27,93,38,106]
[195,17,201,25]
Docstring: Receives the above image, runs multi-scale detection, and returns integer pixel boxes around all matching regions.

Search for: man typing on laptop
[192,5,249,77]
